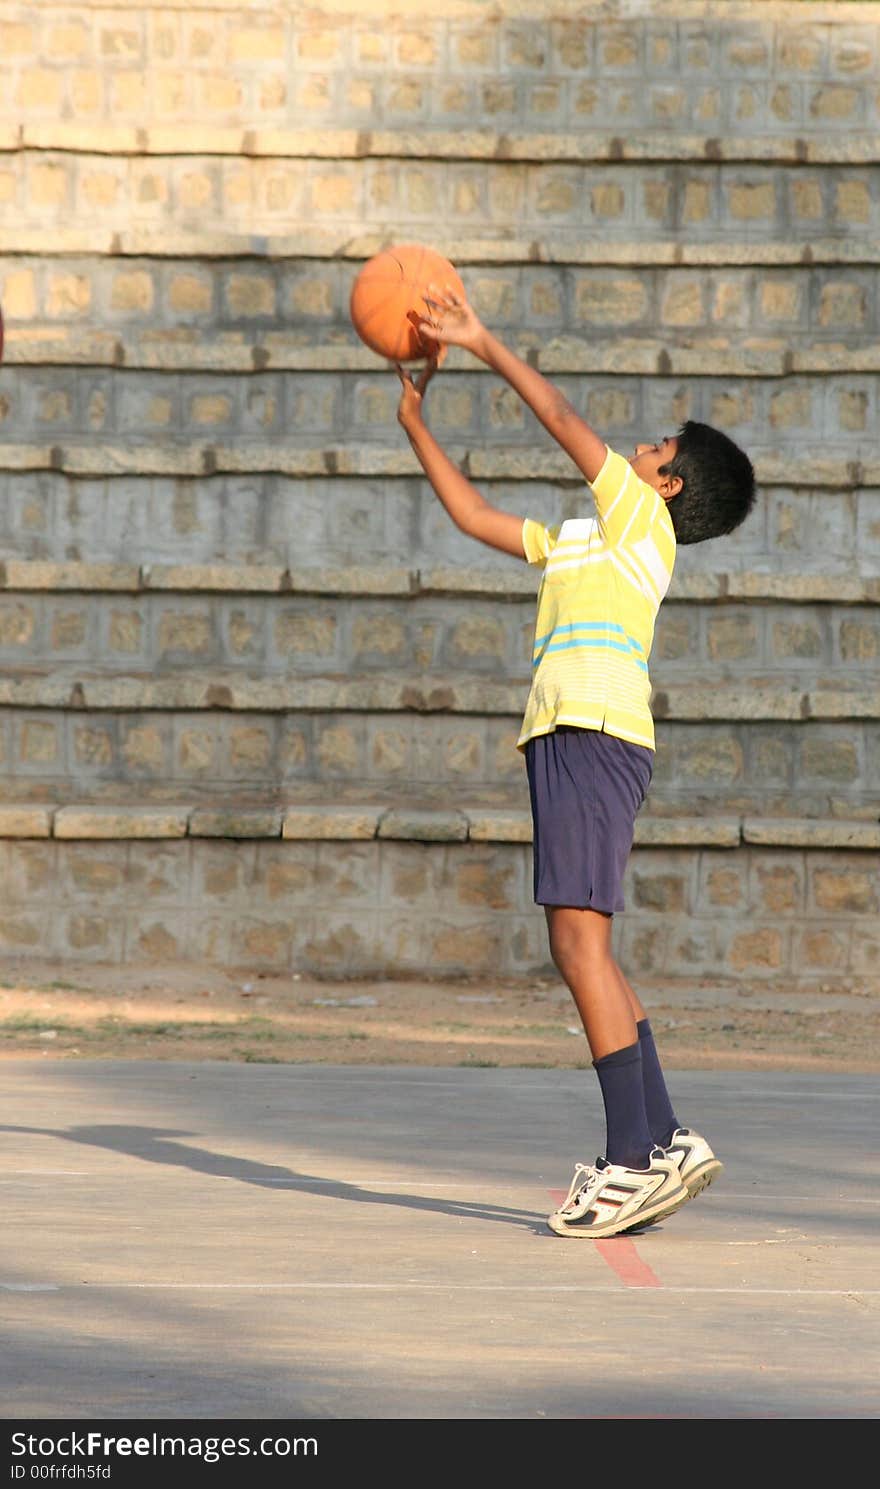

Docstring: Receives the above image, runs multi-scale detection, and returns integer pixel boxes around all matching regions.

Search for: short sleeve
[589,446,656,548]
[522,518,561,567]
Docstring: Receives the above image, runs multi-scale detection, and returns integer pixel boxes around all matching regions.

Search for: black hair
[660,420,756,545]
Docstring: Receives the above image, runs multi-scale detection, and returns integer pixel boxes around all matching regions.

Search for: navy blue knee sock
[637,1017,680,1149]
[593,1041,655,1170]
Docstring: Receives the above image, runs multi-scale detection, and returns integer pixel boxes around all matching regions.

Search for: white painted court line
[3,1281,878,1296]
[1,1283,60,1291]
[3,1173,878,1205]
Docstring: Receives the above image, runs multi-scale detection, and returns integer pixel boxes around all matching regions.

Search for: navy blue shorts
[524,726,653,914]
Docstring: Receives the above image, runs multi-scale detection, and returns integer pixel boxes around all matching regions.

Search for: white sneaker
[548,1149,689,1239]
[665,1127,723,1198]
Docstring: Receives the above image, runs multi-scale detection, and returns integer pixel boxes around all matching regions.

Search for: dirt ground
[0,959,877,1073]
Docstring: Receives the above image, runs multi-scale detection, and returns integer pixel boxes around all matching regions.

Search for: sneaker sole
[680,1157,724,1198]
[547,1179,688,1240]
[624,1158,725,1234]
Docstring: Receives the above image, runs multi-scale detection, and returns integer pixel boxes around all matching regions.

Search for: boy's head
[630,421,756,545]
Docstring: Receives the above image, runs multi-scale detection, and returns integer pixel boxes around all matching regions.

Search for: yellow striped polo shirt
[518,445,676,752]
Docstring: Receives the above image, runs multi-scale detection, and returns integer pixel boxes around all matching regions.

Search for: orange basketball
[349,243,465,362]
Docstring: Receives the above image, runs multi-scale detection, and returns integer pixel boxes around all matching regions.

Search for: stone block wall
[0,0,877,985]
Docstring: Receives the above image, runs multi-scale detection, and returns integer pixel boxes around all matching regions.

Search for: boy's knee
[548,909,612,972]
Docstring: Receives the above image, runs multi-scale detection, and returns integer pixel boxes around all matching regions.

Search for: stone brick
[19,720,58,765]
[18,69,63,110]
[818,283,865,329]
[632,870,688,912]
[727,181,775,220]
[683,179,712,224]
[131,921,181,960]
[759,279,801,321]
[73,725,113,766]
[275,611,337,657]
[449,616,506,664]
[728,927,784,972]
[811,85,860,123]
[63,846,126,897]
[753,862,802,914]
[157,612,213,656]
[467,811,532,843]
[795,927,850,971]
[813,867,878,914]
[229,27,285,63]
[50,610,87,649]
[168,274,213,314]
[189,809,281,839]
[366,726,407,775]
[121,726,165,772]
[0,602,35,647]
[835,179,870,223]
[54,807,188,839]
[452,861,516,910]
[225,274,276,317]
[109,611,143,654]
[282,807,378,840]
[671,735,744,786]
[176,726,217,775]
[0,20,35,54]
[706,614,759,662]
[0,807,52,838]
[790,178,823,218]
[574,277,647,324]
[70,71,102,114]
[45,273,91,319]
[379,809,468,842]
[839,619,878,662]
[427,921,502,972]
[0,915,44,949]
[2,269,38,318]
[800,738,858,782]
[772,620,823,661]
[111,271,155,314]
[702,862,746,911]
[229,726,272,770]
[443,730,483,777]
[838,390,868,432]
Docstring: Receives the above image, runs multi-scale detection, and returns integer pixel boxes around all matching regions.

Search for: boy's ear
[658,473,683,503]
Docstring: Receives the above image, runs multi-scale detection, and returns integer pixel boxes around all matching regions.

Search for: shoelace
[560,1161,603,1212]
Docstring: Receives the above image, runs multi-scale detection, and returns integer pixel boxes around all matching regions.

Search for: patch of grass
[2,1015,71,1032]
[458,1057,499,1068]
[236,1051,286,1064]
[512,1023,575,1037]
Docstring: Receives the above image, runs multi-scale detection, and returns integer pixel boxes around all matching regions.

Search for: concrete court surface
[0,1060,878,1422]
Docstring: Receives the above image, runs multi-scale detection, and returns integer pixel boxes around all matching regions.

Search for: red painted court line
[548,1190,662,1287]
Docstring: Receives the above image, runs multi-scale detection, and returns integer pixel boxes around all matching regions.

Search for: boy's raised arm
[396,361,527,559]
[419,286,608,486]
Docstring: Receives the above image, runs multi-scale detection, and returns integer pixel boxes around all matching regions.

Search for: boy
[396,283,756,1240]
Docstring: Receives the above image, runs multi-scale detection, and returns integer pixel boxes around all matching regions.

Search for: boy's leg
[614,963,723,1198]
[612,963,681,1147]
[545,904,654,1168]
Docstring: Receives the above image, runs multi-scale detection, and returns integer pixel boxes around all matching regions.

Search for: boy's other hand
[396,352,445,430]
[419,284,485,356]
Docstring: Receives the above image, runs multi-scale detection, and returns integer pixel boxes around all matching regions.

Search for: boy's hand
[418,284,485,356]
[396,352,445,430]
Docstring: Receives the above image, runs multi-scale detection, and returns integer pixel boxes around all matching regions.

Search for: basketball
[349,243,466,362]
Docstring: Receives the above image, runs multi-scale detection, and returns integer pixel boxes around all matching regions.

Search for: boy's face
[629,436,682,501]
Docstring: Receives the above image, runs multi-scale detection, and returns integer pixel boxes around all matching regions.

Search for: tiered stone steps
[0,0,876,982]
